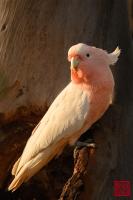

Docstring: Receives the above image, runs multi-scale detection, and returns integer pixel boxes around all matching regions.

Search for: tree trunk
[0,0,132,199]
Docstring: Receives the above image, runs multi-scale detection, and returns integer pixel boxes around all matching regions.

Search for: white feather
[15,82,89,175]
[108,47,121,65]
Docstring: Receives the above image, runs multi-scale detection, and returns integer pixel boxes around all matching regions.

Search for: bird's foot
[73,139,96,160]
[76,139,96,149]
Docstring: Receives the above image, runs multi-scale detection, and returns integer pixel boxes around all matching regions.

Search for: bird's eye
[86,53,90,57]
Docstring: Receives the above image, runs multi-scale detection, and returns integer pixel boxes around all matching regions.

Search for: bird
[8,43,120,191]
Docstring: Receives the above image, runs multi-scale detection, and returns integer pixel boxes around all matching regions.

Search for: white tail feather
[8,147,57,192]
[8,164,29,192]
[12,158,21,176]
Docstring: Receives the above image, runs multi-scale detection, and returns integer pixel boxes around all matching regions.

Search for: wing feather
[17,83,89,172]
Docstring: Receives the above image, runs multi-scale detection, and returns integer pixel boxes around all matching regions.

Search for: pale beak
[71,57,79,70]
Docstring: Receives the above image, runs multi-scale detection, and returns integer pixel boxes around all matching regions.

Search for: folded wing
[14,83,89,175]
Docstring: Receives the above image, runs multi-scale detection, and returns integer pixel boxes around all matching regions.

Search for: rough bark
[0,0,132,200]
[128,0,133,33]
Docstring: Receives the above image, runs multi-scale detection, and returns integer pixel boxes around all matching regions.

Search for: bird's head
[68,43,120,85]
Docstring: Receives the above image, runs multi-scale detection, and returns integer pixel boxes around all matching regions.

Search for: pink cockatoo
[8,43,120,191]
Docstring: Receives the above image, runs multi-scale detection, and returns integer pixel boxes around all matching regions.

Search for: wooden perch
[59,147,96,200]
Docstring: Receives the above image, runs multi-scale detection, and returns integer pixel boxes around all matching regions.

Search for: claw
[73,139,96,160]
[76,141,96,148]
